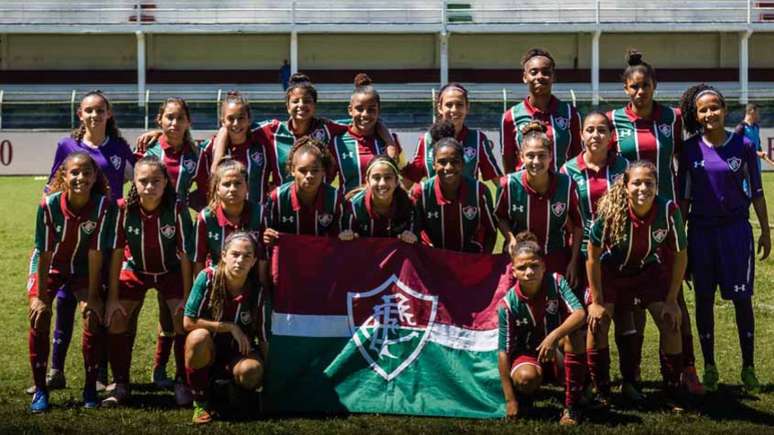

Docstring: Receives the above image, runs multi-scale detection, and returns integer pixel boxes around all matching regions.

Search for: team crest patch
[347,274,438,381]
[251,150,264,166]
[110,155,122,170]
[318,213,333,228]
[727,157,742,172]
[462,206,478,220]
[546,299,558,315]
[160,224,176,239]
[463,146,476,160]
[80,220,97,235]
[652,228,668,243]
[311,128,326,142]
[658,123,672,137]
[554,116,568,130]
[182,158,196,174]
[239,311,252,325]
[551,202,566,217]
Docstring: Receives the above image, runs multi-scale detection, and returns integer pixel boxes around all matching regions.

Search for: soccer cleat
[682,366,705,396]
[25,385,36,395]
[96,366,109,392]
[101,383,129,408]
[175,381,193,407]
[621,382,645,405]
[152,366,174,389]
[30,389,50,414]
[83,386,99,409]
[741,366,761,393]
[192,401,213,425]
[46,369,66,390]
[559,407,581,426]
[703,364,719,393]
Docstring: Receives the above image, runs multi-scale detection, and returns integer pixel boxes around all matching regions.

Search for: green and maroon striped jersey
[264,181,342,237]
[141,136,200,206]
[193,201,263,264]
[341,187,415,238]
[331,127,400,195]
[195,133,273,203]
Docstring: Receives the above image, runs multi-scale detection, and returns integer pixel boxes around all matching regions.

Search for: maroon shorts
[544,249,571,276]
[601,262,669,307]
[119,269,184,301]
[27,268,88,299]
[510,353,560,383]
[210,334,257,380]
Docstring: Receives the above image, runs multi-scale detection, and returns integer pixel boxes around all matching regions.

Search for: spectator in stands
[279,60,291,91]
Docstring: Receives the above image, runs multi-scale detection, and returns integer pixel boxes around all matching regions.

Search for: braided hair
[596,160,657,247]
[679,83,727,136]
[125,156,177,209]
[71,90,123,142]
[48,151,111,200]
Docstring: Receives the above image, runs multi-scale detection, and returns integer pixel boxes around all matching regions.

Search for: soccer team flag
[264,234,511,418]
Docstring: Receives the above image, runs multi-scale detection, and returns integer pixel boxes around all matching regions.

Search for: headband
[366,159,401,179]
[440,84,468,96]
[694,89,723,103]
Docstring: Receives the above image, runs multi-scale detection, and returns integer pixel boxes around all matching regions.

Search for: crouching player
[498,232,586,425]
[183,231,267,424]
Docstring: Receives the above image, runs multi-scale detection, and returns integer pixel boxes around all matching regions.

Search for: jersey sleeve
[401,135,428,183]
[35,200,52,252]
[744,136,764,199]
[589,217,606,248]
[184,269,209,319]
[673,108,684,157]
[555,273,583,312]
[193,210,209,263]
[330,189,344,237]
[501,109,519,173]
[606,110,619,153]
[497,301,512,354]
[340,198,356,233]
[666,201,688,252]
[477,133,504,180]
[568,181,582,228]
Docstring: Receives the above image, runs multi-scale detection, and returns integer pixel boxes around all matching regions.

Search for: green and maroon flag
[265,234,511,418]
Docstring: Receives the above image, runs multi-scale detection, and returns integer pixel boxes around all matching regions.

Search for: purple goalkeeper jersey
[46,136,135,200]
[678,132,762,226]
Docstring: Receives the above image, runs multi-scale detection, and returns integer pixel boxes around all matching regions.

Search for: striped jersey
[501,96,582,173]
[609,103,683,201]
[402,126,503,183]
[589,196,687,272]
[35,191,113,276]
[341,188,415,238]
[140,136,200,206]
[331,127,400,195]
[184,266,267,343]
[111,200,194,274]
[264,181,342,237]
[560,152,629,256]
[497,273,583,359]
[195,133,273,202]
[410,175,497,253]
[494,170,581,255]
[193,201,264,264]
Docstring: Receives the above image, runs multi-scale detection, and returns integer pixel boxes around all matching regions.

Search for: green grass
[2,175,774,434]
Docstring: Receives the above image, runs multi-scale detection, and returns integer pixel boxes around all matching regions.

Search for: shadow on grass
[695,383,774,426]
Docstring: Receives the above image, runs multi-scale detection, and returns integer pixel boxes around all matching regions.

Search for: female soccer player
[102,156,194,407]
[403,83,502,185]
[339,156,417,243]
[410,136,496,253]
[678,84,770,392]
[497,231,586,425]
[495,122,583,287]
[585,161,687,409]
[184,231,267,424]
[331,73,402,195]
[196,91,273,203]
[608,50,700,397]
[263,138,343,244]
[28,152,113,412]
[193,159,263,278]
[501,48,582,173]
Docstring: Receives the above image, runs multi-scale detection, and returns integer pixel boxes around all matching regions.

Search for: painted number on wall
[0,140,12,166]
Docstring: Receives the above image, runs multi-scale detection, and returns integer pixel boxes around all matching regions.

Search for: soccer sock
[82,328,104,389]
[615,332,638,384]
[154,334,174,370]
[632,333,644,383]
[51,292,76,371]
[661,352,684,393]
[695,291,716,366]
[186,366,209,403]
[29,327,50,390]
[564,352,586,408]
[586,348,610,395]
[733,297,755,368]
[173,334,187,381]
[678,296,696,368]
[108,333,132,385]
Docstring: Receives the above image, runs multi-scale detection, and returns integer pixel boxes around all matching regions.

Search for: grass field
[1,175,774,434]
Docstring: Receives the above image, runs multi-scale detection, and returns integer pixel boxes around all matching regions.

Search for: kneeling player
[497,232,586,425]
[184,232,267,424]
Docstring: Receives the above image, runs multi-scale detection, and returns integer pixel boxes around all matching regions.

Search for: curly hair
[48,151,111,200]
[679,83,727,137]
[71,90,123,142]
[285,136,334,176]
[126,156,178,209]
[156,97,196,152]
[209,231,259,321]
[208,157,248,210]
[595,160,657,247]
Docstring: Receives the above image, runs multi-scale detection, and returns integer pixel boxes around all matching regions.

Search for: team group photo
[1,1,774,433]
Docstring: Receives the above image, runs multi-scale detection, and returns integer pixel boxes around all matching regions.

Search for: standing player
[184,232,266,424]
[608,50,700,397]
[410,136,497,253]
[678,85,770,392]
[339,156,417,243]
[501,48,582,173]
[28,152,113,412]
[495,121,583,287]
[585,161,687,409]
[498,232,586,425]
[102,156,194,406]
[734,103,766,172]
[402,83,502,185]
[330,73,402,195]
[262,138,343,244]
